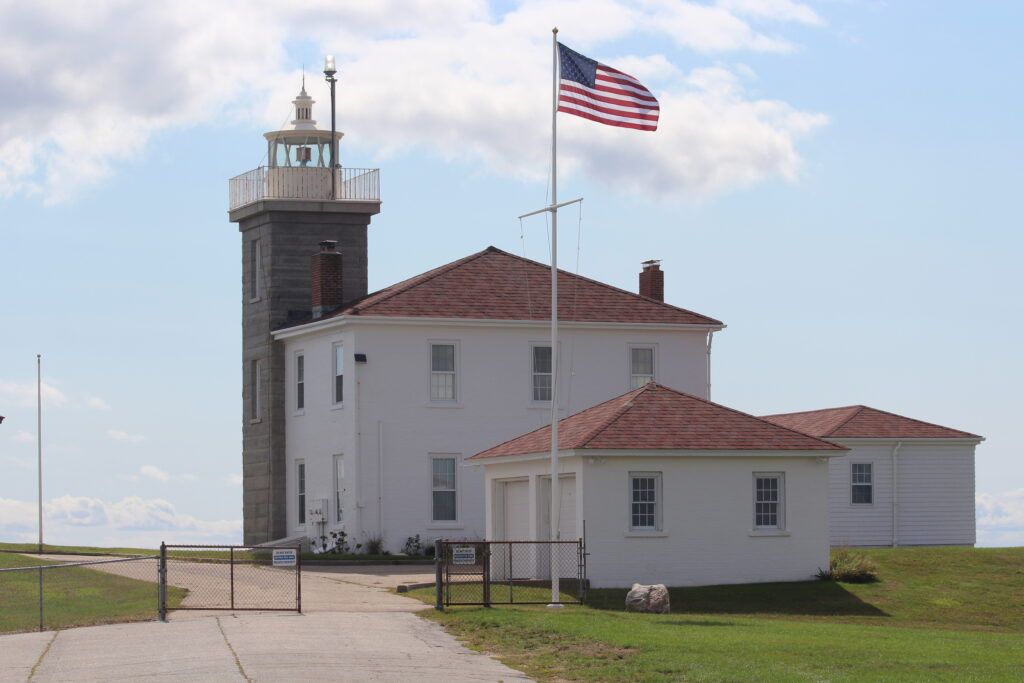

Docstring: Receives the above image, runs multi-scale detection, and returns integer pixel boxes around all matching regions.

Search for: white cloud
[226,474,243,486]
[10,430,35,443]
[0,0,828,202]
[86,396,111,411]
[107,429,145,443]
[976,489,1024,547]
[140,465,169,482]
[0,496,241,546]
[0,380,67,408]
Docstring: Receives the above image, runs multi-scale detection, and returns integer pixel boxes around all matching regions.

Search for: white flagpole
[37,354,43,554]
[547,26,562,608]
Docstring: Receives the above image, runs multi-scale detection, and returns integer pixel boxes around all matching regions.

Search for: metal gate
[158,543,301,619]
[434,539,587,608]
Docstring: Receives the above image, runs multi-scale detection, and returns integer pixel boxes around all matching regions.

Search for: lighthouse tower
[228,83,381,544]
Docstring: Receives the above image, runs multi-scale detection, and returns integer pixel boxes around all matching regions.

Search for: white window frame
[628,344,656,390]
[295,351,305,413]
[334,454,345,523]
[753,472,785,530]
[530,343,553,403]
[296,459,306,529]
[249,359,261,422]
[428,341,459,404]
[429,454,459,525]
[851,462,874,506]
[249,239,261,303]
[332,342,344,406]
[628,472,662,532]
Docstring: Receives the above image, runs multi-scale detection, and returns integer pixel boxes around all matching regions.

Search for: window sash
[630,347,655,388]
[430,344,456,401]
[754,475,782,528]
[851,463,873,504]
[334,344,344,404]
[431,456,457,522]
[296,354,305,411]
[297,461,306,526]
[532,345,552,401]
[334,455,344,523]
[630,474,660,531]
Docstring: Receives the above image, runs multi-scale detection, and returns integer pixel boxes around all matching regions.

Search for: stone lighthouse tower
[228,81,380,544]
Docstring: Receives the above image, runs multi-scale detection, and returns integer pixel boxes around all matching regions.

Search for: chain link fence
[436,540,587,608]
[0,555,162,634]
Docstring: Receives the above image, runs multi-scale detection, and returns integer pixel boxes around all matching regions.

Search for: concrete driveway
[0,557,528,682]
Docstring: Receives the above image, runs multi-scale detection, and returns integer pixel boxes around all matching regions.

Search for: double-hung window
[532,345,552,402]
[629,472,661,531]
[630,346,655,389]
[296,460,306,527]
[754,473,784,529]
[333,344,344,405]
[431,455,457,522]
[250,359,261,421]
[851,463,873,504]
[295,353,305,411]
[430,343,457,402]
[334,454,345,523]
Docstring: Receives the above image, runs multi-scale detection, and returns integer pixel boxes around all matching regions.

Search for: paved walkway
[0,558,528,682]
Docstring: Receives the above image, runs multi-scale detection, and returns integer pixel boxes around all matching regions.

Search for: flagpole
[547,25,563,609]
[37,354,43,554]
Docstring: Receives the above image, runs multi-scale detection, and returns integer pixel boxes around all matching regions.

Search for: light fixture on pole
[323,54,338,200]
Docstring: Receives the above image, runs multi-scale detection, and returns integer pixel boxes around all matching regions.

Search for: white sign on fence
[272,549,297,567]
[452,545,476,565]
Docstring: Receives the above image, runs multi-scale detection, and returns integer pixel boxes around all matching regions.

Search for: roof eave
[473,446,847,462]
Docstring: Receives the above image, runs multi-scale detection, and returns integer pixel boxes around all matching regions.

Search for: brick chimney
[639,260,664,302]
[311,241,344,319]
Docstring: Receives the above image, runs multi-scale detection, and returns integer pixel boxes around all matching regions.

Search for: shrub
[402,534,423,556]
[326,530,350,554]
[818,549,879,583]
[364,536,385,555]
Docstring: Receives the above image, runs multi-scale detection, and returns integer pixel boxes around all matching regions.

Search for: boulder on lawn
[625,583,670,614]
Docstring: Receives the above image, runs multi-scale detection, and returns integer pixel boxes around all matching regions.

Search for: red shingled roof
[295,246,721,327]
[471,383,844,459]
[760,405,981,439]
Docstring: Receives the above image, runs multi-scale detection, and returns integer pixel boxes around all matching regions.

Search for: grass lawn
[411,547,1024,681]
[0,553,186,634]
[0,541,429,563]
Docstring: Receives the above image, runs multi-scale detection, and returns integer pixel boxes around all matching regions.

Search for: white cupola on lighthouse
[264,78,343,169]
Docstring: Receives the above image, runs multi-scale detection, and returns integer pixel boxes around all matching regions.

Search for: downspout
[891,441,902,547]
[354,364,363,541]
[705,331,715,399]
[378,420,384,540]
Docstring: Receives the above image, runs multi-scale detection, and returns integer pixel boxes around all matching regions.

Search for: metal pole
[329,76,337,199]
[296,545,302,613]
[37,354,42,554]
[434,540,444,611]
[159,542,167,621]
[230,547,235,610]
[548,27,563,609]
[38,566,43,631]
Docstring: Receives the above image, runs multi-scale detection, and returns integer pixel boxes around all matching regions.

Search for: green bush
[818,549,879,583]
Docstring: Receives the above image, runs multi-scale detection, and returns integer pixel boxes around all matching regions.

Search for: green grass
[0,542,430,564]
[410,547,1024,681]
[0,553,186,634]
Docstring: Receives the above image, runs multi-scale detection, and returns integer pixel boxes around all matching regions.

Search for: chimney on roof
[311,240,343,319]
[639,260,664,302]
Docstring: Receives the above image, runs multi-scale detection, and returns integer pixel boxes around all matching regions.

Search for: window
[852,463,873,504]
[532,345,552,401]
[754,474,784,529]
[333,344,344,405]
[430,343,457,402]
[296,460,306,526]
[431,455,457,522]
[249,359,261,421]
[249,239,261,301]
[334,454,344,523]
[630,472,661,531]
[630,346,655,389]
[295,353,305,411]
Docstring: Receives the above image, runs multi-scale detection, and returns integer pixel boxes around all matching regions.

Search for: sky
[0,0,1021,548]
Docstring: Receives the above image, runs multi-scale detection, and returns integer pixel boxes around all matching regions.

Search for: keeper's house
[471,383,846,589]
[762,406,983,547]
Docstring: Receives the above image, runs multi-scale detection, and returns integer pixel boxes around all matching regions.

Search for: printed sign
[272,548,298,567]
[452,545,477,565]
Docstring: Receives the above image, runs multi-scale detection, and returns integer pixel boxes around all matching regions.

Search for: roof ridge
[577,384,651,448]
[495,248,723,326]
[760,405,865,419]
[844,405,980,438]
[825,405,867,436]
[348,247,495,315]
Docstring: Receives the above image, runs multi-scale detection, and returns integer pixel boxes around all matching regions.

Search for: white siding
[828,440,977,547]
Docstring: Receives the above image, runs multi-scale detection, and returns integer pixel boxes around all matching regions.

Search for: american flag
[557,42,659,132]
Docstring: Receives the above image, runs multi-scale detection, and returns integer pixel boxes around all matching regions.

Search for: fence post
[434,540,444,611]
[38,566,44,632]
[296,545,302,614]
[482,543,491,608]
[230,547,235,610]
[158,542,167,622]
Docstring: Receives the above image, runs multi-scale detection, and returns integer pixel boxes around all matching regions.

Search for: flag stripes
[557,43,659,132]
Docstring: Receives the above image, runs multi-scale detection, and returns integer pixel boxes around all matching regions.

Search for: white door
[500,480,530,540]
[542,475,577,541]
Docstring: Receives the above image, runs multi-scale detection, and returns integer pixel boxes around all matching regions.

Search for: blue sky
[1,1,1021,546]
